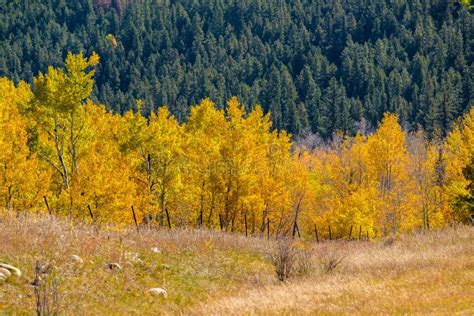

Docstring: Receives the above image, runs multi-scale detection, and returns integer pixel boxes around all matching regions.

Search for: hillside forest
[1,0,473,137]
[1,52,473,239]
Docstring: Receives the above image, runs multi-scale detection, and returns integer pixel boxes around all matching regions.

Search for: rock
[71,255,84,264]
[151,247,161,254]
[148,287,168,298]
[107,262,122,271]
[124,252,143,264]
[37,263,51,276]
[0,268,11,278]
[0,263,22,277]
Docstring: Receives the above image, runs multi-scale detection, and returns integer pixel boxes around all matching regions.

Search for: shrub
[270,239,296,281]
[270,239,315,281]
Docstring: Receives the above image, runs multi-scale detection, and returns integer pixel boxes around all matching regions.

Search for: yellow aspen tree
[444,107,474,222]
[336,135,378,237]
[318,140,348,238]
[426,145,451,227]
[406,130,449,229]
[305,136,352,239]
[286,150,313,238]
[27,52,99,216]
[365,113,411,235]
[0,78,50,212]
[219,97,256,231]
[304,149,325,237]
[307,136,373,239]
[256,128,293,236]
[147,107,186,226]
[117,101,152,219]
[120,103,185,226]
[232,103,267,234]
[347,133,378,236]
[240,104,279,235]
[184,98,227,228]
[334,136,358,236]
[73,102,136,223]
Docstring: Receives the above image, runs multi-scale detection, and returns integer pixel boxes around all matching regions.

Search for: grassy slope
[0,213,473,315]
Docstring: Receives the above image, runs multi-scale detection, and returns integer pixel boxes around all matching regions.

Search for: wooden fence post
[87,205,95,223]
[348,225,353,240]
[131,206,139,233]
[244,213,248,237]
[219,214,223,231]
[267,218,270,239]
[165,208,171,229]
[358,225,362,240]
[314,224,319,243]
[43,196,51,216]
[329,225,332,240]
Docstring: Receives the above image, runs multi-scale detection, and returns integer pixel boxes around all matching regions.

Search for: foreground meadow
[0,213,473,315]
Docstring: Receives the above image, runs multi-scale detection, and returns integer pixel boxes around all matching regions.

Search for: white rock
[107,262,122,271]
[151,247,161,254]
[148,287,168,298]
[0,263,21,277]
[71,255,84,264]
[0,268,11,278]
[124,252,143,264]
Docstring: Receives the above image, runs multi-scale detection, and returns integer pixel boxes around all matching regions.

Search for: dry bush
[32,261,60,315]
[270,239,315,281]
[270,239,296,281]
[294,247,315,276]
[322,255,343,273]
[313,243,345,274]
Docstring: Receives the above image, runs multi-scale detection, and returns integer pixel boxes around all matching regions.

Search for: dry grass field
[0,212,473,315]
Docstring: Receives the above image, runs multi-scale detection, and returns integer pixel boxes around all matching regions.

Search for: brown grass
[0,212,473,315]
[195,228,474,315]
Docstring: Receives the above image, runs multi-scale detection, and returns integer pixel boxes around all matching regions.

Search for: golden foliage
[1,53,472,235]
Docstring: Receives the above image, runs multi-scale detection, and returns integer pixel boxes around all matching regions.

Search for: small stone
[107,262,122,271]
[71,255,84,264]
[148,287,168,298]
[38,263,51,276]
[0,268,11,278]
[124,252,143,264]
[0,263,21,277]
[151,247,161,254]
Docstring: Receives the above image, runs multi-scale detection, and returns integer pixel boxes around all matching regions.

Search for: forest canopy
[0,0,472,137]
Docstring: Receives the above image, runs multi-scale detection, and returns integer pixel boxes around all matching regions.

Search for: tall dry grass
[0,211,472,314]
[0,212,275,314]
[194,226,474,315]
